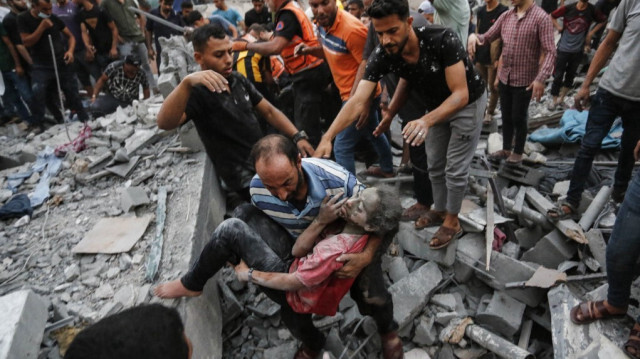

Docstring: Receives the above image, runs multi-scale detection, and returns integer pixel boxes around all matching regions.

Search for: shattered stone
[475,291,526,337]
[389,261,443,328]
[413,315,437,346]
[453,233,484,283]
[340,305,363,332]
[396,223,458,266]
[105,267,121,279]
[0,290,48,359]
[435,311,460,326]
[63,264,80,282]
[387,256,409,283]
[118,254,132,271]
[405,348,432,359]
[95,283,115,299]
[514,226,544,250]
[521,229,577,269]
[119,186,150,212]
[430,293,457,311]
[113,285,136,308]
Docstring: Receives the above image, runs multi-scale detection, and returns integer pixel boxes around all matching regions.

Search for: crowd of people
[2,0,639,356]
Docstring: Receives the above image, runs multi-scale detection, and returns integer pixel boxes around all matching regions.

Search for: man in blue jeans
[570,140,640,357]
[547,0,640,220]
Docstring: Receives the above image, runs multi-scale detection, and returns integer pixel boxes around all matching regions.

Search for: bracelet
[247,268,254,283]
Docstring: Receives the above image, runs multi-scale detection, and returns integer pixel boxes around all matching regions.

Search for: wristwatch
[248,268,254,283]
[292,130,309,144]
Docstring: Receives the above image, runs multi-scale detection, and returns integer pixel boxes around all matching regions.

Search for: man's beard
[15,3,28,11]
[288,168,305,202]
[384,32,409,60]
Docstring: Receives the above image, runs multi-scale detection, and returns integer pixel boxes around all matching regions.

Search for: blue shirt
[250,158,365,239]
[213,7,243,26]
[209,15,234,36]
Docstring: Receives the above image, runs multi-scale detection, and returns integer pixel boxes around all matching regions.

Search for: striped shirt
[250,158,365,238]
[478,4,556,87]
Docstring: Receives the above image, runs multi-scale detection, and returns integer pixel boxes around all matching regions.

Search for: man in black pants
[155,135,402,359]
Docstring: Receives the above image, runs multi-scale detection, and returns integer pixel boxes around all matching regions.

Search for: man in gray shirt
[548,0,640,220]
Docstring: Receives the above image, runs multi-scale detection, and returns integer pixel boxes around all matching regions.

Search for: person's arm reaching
[235,260,305,291]
[20,18,53,47]
[585,22,605,52]
[157,70,230,129]
[402,61,469,146]
[108,20,119,58]
[2,35,24,76]
[254,98,315,157]
[62,26,75,64]
[91,73,108,102]
[373,77,410,137]
[574,29,622,110]
[233,35,289,56]
[314,80,378,158]
[142,87,150,99]
[468,9,506,59]
[294,42,324,59]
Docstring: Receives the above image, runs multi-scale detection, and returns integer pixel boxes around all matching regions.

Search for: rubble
[0,290,48,359]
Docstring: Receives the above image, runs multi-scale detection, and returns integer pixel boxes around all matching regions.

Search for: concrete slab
[119,186,150,212]
[389,261,443,328]
[72,215,153,254]
[453,233,485,282]
[521,229,577,269]
[475,291,526,337]
[0,290,48,359]
[586,229,607,272]
[514,226,544,250]
[548,284,629,358]
[396,222,458,266]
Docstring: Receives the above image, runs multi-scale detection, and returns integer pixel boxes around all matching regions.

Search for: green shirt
[0,23,15,72]
[433,0,470,49]
[100,0,144,42]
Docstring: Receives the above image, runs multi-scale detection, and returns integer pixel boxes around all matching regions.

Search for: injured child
[154,186,401,317]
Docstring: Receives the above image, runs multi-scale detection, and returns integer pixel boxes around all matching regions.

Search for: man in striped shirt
[468,0,556,164]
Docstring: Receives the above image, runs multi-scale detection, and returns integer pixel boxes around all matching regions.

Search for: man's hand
[147,48,155,61]
[85,49,95,62]
[335,252,371,278]
[109,47,118,59]
[526,80,544,102]
[373,116,392,137]
[296,139,315,158]
[234,260,250,282]
[90,95,97,104]
[63,51,74,64]
[467,33,479,60]
[294,43,309,56]
[355,100,371,130]
[15,65,24,77]
[574,85,590,111]
[316,193,348,226]
[185,70,230,93]
[402,118,428,146]
[39,18,54,30]
[314,137,333,159]
[634,140,640,161]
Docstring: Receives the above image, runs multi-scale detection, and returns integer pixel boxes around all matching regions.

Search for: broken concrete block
[548,284,628,358]
[586,229,607,273]
[396,222,458,266]
[514,226,544,250]
[262,341,297,358]
[405,348,432,359]
[552,180,570,197]
[64,263,80,282]
[119,186,150,212]
[114,285,136,308]
[0,290,48,359]
[95,283,114,299]
[218,280,243,325]
[324,328,345,358]
[435,312,460,325]
[475,291,526,337]
[157,72,179,98]
[521,229,577,269]
[453,233,485,283]
[487,132,502,154]
[413,315,437,346]
[430,293,457,311]
[389,261,443,328]
[501,241,520,259]
[388,256,409,283]
[340,305,363,332]
[476,251,545,307]
[178,122,205,152]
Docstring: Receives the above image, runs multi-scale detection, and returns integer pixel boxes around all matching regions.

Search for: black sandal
[624,325,640,358]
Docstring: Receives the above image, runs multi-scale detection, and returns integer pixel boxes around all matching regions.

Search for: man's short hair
[368,0,409,20]
[185,10,204,25]
[32,0,50,6]
[248,23,266,34]
[65,304,189,359]
[192,23,228,52]
[346,0,364,9]
[250,134,299,166]
[181,0,193,9]
[367,186,402,235]
[162,0,175,5]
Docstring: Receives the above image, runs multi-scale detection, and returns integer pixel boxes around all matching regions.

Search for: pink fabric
[54,123,92,157]
[286,233,368,316]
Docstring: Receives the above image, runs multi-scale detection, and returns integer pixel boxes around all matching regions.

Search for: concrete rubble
[0,30,631,359]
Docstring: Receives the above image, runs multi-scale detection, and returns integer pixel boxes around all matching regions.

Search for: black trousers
[181,204,398,351]
[551,50,583,97]
[499,82,532,155]
[291,63,332,146]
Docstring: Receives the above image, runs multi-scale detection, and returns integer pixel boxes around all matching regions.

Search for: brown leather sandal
[429,225,463,249]
[488,150,511,161]
[624,325,640,358]
[415,210,445,229]
[402,203,430,221]
[569,301,627,325]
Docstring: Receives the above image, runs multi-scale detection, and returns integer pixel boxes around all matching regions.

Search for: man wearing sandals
[547,0,640,221]
[468,0,556,165]
[571,138,640,357]
[315,0,486,250]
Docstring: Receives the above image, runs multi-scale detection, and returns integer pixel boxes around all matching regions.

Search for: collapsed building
[0,21,634,359]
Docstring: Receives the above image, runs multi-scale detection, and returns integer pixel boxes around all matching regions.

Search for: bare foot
[154,279,202,299]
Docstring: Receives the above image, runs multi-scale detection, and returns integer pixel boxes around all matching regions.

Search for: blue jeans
[566,88,640,207]
[89,92,130,117]
[334,97,394,175]
[31,64,89,123]
[607,170,640,316]
[1,70,36,124]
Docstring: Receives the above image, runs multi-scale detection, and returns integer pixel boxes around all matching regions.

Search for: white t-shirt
[599,0,640,101]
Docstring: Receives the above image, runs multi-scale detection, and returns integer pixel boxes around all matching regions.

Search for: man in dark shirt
[178,1,193,22]
[231,0,332,146]
[145,0,184,71]
[475,0,507,124]
[18,0,89,124]
[3,0,32,70]
[90,55,150,117]
[157,25,313,201]
[317,0,486,250]
[244,0,272,29]
[74,0,119,74]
